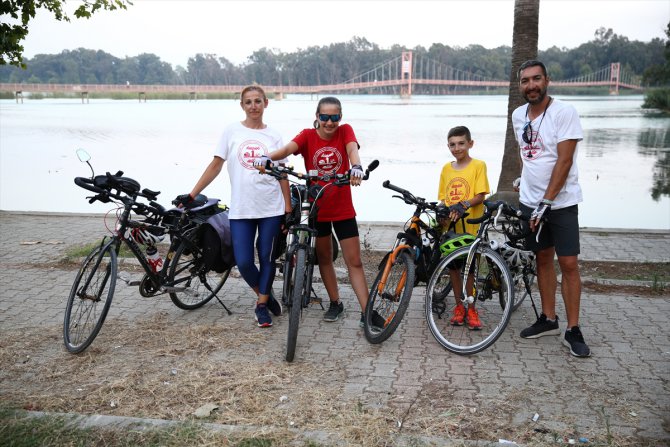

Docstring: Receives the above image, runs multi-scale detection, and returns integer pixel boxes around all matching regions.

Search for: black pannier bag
[191,204,235,273]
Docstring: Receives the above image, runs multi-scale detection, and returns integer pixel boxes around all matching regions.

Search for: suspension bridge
[1,51,642,102]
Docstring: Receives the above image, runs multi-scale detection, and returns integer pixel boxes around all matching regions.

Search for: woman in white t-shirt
[182,85,291,328]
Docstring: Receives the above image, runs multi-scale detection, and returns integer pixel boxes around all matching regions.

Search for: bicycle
[424,199,539,355]
[63,149,233,354]
[363,181,474,344]
[260,160,379,362]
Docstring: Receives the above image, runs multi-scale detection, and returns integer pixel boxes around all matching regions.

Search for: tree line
[0,28,666,90]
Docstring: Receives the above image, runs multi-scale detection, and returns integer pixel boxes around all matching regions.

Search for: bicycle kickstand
[310,286,325,310]
[202,280,232,315]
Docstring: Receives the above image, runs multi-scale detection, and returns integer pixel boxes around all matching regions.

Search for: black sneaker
[563,326,591,357]
[359,310,387,329]
[266,290,282,317]
[323,301,344,322]
[520,313,560,339]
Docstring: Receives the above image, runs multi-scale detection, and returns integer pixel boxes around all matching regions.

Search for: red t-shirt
[292,124,358,222]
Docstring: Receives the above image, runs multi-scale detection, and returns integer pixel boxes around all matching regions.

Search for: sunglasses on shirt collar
[522,121,533,144]
[318,113,341,123]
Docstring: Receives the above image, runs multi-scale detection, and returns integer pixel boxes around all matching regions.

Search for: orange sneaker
[450,303,466,326]
[466,306,482,330]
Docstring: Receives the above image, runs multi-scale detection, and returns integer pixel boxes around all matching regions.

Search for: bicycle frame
[460,201,539,314]
[377,182,446,291]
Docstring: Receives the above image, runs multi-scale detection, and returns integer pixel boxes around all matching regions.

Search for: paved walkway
[1,211,668,445]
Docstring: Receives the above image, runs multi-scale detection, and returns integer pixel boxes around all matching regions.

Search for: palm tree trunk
[496,0,540,197]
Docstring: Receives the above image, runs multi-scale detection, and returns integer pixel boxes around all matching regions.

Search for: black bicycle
[63,149,232,353]
[261,160,378,362]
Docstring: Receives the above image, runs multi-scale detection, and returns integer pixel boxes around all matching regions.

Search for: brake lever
[536,221,544,243]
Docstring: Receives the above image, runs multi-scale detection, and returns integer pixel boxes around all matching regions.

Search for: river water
[1,94,668,230]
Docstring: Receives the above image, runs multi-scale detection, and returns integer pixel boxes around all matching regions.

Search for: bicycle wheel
[168,241,230,310]
[285,247,308,362]
[364,251,415,344]
[63,241,117,353]
[425,245,513,355]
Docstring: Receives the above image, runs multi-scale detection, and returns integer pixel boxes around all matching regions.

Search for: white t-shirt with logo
[512,98,583,210]
[214,122,287,219]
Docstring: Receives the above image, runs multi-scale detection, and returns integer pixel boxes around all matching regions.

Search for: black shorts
[520,203,580,256]
[314,217,359,240]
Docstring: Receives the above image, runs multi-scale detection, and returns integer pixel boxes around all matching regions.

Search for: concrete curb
[17,410,521,447]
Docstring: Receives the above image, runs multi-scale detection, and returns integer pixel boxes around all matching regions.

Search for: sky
[18,0,670,67]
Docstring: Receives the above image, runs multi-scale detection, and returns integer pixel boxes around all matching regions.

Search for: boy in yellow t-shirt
[437,125,490,329]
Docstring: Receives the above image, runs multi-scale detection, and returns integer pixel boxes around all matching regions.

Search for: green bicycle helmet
[439,231,475,256]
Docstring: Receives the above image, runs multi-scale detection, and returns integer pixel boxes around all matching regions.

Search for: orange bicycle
[363,181,472,343]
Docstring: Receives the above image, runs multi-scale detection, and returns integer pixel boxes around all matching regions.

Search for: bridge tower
[400,51,413,97]
[609,62,620,95]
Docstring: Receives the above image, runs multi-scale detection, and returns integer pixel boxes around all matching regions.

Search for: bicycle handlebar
[382,180,439,211]
[466,200,526,225]
[74,171,166,218]
[261,159,379,185]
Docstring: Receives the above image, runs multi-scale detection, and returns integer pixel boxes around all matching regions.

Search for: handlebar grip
[382,180,406,195]
[74,177,104,194]
[362,159,380,180]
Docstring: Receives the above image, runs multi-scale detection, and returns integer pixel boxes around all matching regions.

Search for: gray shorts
[520,204,581,257]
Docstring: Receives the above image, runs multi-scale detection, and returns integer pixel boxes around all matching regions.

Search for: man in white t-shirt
[512,60,590,358]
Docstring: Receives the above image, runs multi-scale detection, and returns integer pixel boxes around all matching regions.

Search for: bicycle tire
[285,247,308,362]
[168,241,230,310]
[364,251,415,344]
[63,241,117,353]
[425,245,513,355]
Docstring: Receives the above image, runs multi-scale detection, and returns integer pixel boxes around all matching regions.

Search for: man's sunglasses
[318,113,341,122]
[522,121,533,144]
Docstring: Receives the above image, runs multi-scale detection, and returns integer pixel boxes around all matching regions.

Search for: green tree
[642,22,670,113]
[0,0,131,68]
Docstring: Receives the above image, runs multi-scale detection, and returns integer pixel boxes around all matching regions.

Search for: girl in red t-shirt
[260,97,380,327]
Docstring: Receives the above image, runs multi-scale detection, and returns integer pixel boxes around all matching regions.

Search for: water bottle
[146,245,163,273]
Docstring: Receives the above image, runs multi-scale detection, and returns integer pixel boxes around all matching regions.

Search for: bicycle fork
[377,243,410,301]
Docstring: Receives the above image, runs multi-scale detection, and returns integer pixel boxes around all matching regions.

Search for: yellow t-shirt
[438,158,490,235]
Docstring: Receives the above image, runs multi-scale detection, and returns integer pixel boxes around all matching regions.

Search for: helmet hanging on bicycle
[126,226,165,246]
[498,242,535,269]
[438,231,475,256]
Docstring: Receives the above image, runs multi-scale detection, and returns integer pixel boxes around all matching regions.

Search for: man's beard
[523,87,547,105]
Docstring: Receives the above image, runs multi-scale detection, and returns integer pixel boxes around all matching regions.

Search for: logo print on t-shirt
[238,140,266,170]
[521,133,544,160]
[446,177,470,205]
[313,146,342,175]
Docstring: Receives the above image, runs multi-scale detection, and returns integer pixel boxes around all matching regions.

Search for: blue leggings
[229,215,283,296]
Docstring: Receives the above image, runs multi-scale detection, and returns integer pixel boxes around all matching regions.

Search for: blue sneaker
[255,303,272,328]
[267,290,282,316]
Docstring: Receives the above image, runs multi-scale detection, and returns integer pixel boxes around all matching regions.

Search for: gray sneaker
[520,313,560,339]
[563,326,591,357]
[323,301,344,322]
